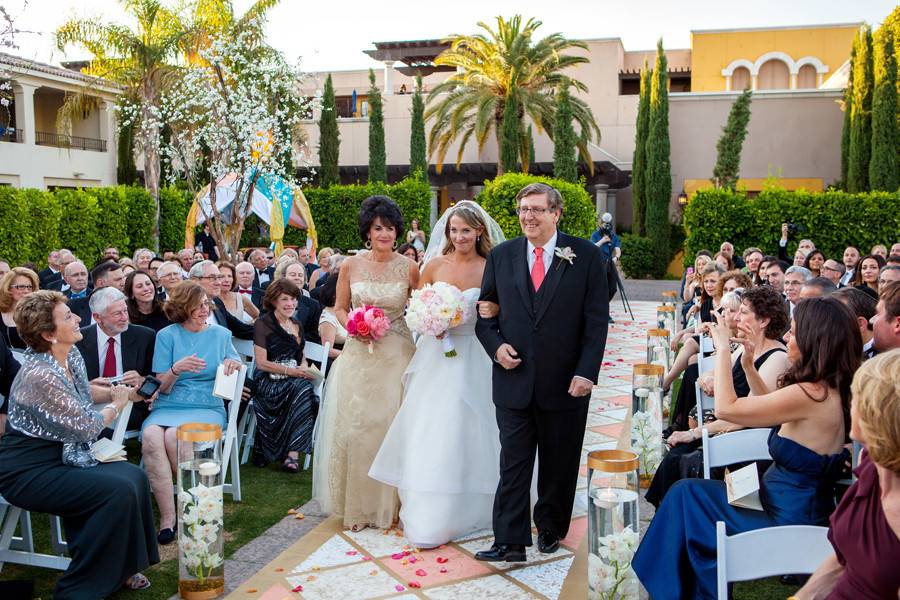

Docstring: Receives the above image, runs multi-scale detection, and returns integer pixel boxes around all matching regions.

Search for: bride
[369,201,505,548]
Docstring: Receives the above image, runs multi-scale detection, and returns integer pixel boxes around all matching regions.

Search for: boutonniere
[554,246,576,269]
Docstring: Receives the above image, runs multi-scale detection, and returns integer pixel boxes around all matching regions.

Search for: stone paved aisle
[224,300,660,600]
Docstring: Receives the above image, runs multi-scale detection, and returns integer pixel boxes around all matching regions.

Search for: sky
[3,0,898,72]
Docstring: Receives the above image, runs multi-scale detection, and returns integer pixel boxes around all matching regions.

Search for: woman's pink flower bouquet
[405,282,468,357]
[346,305,391,354]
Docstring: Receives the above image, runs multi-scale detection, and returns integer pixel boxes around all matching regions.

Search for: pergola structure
[363,39,454,78]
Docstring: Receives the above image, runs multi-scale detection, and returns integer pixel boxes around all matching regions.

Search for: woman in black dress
[0,291,159,597]
[252,279,318,472]
[124,269,172,332]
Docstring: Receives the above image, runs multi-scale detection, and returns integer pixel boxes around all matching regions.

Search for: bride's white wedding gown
[369,287,500,547]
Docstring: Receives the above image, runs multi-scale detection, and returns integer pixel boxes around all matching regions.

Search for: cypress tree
[645,39,671,277]
[869,28,899,191]
[318,74,340,187]
[527,124,536,173]
[408,76,428,181]
[499,92,520,175]
[840,39,856,187]
[117,120,138,185]
[712,89,753,190]
[552,84,578,182]
[848,26,874,193]
[632,61,651,236]
[367,69,386,183]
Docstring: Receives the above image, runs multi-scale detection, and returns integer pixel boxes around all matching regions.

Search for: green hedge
[476,173,595,241]
[620,234,657,278]
[683,188,900,261]
[0,185,192,267]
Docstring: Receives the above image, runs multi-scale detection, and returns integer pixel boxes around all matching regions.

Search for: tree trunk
[139,86,161,252]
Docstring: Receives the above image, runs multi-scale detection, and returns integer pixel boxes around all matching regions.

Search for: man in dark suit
[75,287,156,430]
[69,260,127,325]
[297,246,318,281]
[248,249,274,289]
[235,261,265,308]
[190,260,254,340]
[195,223,219,262]
[0,333,21,436]
[38,249,63,289]
[53,260,91,299]
[475,183,609,562]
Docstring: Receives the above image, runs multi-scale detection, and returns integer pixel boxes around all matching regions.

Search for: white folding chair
[302,341,331,470]
[694,334,716,415]
[221,365,248,503]
[0,402,135,572]
[715,521,831,599]
[701,427,772,479]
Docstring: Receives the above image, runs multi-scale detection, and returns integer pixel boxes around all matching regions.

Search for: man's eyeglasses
[515,207,552,216]
[11,284,34,291]
[783,281,803,287]
[197,275,225,281]
[265,255,275,261]
[732,287,745,298]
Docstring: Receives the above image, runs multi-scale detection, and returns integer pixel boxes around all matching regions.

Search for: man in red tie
[476,182,609,562]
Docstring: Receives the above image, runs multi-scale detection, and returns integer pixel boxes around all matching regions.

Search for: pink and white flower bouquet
[405,282,469,357]
[346,305,391,353]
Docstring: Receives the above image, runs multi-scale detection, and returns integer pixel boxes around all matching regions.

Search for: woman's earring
[365,239,372,250]
[477,235,481,242]
[393,240,398,250]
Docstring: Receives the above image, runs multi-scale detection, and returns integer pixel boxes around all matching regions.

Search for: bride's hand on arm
[477,301,499,319]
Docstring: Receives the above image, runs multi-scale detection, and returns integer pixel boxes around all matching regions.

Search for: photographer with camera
[591,212,622,323]
[778,222,814,264]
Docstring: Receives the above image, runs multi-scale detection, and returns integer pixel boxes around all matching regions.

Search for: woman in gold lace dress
[313,196,419,531]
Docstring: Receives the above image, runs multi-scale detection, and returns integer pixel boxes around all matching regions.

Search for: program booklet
[213,363,247,401]
[91,437,127,463]
[725,463,764,511]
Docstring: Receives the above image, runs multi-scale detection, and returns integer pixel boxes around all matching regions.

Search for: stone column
[384,61,395,96]
[12,82,37,145]
[469,185,484,200]
[99,100,117,185]
[607,190,618,225]
[593,183,609,215]
[789,73,797,89]
[751,75,758,91]
[430,186,440,228]
[724,76,732,92]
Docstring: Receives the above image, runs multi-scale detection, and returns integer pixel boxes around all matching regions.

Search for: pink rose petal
[436,556,449,564]
[395,585,406,592]
[440,567,448,573]
[345,550,358,556]
[391,552,405,560]
[415,568,427,577]
[408,582,422,589]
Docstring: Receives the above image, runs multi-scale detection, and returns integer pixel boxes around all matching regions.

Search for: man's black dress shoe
[474,543,526,562]
[157,525,177,545]
[537,530,560,554]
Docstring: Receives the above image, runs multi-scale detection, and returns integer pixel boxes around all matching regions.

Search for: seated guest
[69,260,127,325]
[800,276,838,299]
[297,246,318,280]
[0,291,158,596]
[189,261,254,341]
[248,249,274,288]
[821,259,846,287]
[234,261,263,307]
[871,282,900,353]
[833,287,878,359]
[879,264,900,288]
[0,267,39,350]
[681,251,713,304]
[757,255,779,286]
[634,297,860,599]
[217,261,259,323]
[398,243,419,264]
[647,287,789,507]
[75,287,156,430]
[102,246,120,262]
[142,282,242,544]
[784,266,813,318]
[852,254,886,297]
[125,270,172,332]
[803,249,825,277]
[720,241,744,269]
[271,259,323,344]
[176,249,194,277]
[0,259,9,279]
[0,333,21,440]
[38,249,62,289]
[840,246,861,287]
[251,279,318,472]
[308,247,335,289]
[741,247,763,281]
[132,248,154,272]
[713,251,733,271]
[155,260,183,301]
[765,259,790,295]
[60,260,91,299]
[870,244,888,260]
[317,274,346,362]
[148,256,164,282]
[793,249,809,267]
[795,350,900,600]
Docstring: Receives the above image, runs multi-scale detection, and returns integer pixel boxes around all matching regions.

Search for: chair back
[702,427,772,479]
[109,402,133,445]
[716,521,831,598]
[232,338,254,362]
[694,334,716,414]
[303,341,331,399]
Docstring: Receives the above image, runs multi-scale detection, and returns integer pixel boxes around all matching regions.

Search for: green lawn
[0,441,312,599]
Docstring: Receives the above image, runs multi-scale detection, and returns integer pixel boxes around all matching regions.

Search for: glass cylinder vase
[587,449,640,600]
[631,364,665,487]
[656,305,677,339]
[661,290,677,306]
[646,328,671,371]
[177,423,225,600]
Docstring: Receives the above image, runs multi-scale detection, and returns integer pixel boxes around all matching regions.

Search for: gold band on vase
[647,328,670,337]
[587,449,640,473]
[176,423,222,442]
[633,363,665,376]
[657,305,675,313]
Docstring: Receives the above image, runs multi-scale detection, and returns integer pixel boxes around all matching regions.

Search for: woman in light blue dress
[141,282,242,545]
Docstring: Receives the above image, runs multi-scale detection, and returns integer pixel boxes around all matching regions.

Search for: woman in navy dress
[141,282,242,544]
[634,297,861,599]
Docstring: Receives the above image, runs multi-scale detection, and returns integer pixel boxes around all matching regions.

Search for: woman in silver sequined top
[0,291,159,596]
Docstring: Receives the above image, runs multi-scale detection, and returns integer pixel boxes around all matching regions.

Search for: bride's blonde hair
[442,202,493,258]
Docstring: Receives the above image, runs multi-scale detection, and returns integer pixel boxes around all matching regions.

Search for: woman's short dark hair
[163,281,208,323]
[124,269,164,320]
[803,249,825,271]
[217,261,237,292]
[317,274,338,308]
[14,290,67,353]
[779,297,862,434]
[262,278,302,312]
[358,196,404,244]
[397,243,417,259]
[740,285,789,339]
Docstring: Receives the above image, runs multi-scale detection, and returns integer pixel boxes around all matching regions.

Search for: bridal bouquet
[406,282,468,357]
[346,305,391,354]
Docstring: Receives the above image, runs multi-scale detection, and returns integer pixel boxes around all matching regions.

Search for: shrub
[683,188,900,261]
[620,234,657,279]
[158,186,193,253]
[476,172,595,241]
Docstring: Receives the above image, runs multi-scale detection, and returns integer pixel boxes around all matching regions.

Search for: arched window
[797,63,817,89]
[732,66,751,91]
[757,59,790,90]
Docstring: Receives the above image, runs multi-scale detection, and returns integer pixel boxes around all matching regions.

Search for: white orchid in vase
[589,525,640,600]
[178,483,225,584]
[631,410,663,480]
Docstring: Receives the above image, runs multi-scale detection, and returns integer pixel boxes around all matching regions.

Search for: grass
[0,441,312,599]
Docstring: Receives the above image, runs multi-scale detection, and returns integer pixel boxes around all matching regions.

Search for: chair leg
[240,411,257,465]
[14,511,34,552]
[0,505,23,572]
[303,453,312,470]
[49,515,68,555]
[229,437,241,502]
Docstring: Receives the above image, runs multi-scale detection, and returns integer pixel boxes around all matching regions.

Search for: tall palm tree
[182,0,281,65]
[426,15,601,175]
[56,0,187,249]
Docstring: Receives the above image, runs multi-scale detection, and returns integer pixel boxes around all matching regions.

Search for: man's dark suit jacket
[0,334,20,408]
[295,295,323,344]
[68,293,95,325]
[476,231,609,411]
[252,266,275,290]
[38,267,61,290]
[212,297,255,340]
